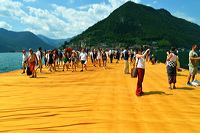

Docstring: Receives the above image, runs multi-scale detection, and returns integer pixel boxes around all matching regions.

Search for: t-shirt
[36,51,42,61]
[105,51,109,58]
[80,52,87,61]
[22,54,28,63]
[136,57,145,69]
[189,50,199,67]
[90,51,93,57]
[166,53,177,67]
[102,53,107,60]
[109,50,113,55]
[123,50,129,60]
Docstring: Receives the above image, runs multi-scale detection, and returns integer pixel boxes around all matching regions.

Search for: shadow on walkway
[177,73,187,77]
[35,77,48,79]
[175,87,195,90]
[143,91,172,96]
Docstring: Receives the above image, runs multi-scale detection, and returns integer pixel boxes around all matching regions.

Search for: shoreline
[0,69,21,75]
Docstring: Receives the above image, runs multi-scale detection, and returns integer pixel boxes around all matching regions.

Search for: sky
[0,0,199,39]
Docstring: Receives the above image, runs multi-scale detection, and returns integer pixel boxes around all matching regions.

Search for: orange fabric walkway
[0,62,200,133]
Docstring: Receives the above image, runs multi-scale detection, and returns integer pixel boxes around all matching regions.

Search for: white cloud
[0,0,26,19]
[0,21,12,30]
[51,0,141,38]
[0,0,142,39]
[23,0,37,2]
[173,11,196,23]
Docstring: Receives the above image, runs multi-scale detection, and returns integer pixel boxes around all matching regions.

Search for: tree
[157,39,171,48]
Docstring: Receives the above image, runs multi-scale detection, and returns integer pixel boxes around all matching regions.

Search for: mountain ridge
[37,34,70,48]
[0,28,55,52]
[64,1,200,49]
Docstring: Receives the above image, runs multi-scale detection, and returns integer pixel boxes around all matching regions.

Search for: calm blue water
[0,53,22,73]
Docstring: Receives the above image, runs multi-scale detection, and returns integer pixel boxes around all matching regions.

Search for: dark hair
[136,48,143,54]
[192,44,197,48]
[171,47,176,52]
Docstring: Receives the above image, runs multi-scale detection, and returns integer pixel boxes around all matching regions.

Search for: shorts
[63,57,68,63]
[22,61,27,69]
[189,66,198,75]
[97,56,101,60]
[38,60,42,67]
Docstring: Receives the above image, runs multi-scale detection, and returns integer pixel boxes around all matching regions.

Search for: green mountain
[64,1,200,49]
[0,28,55,52]
[37,34,71,48]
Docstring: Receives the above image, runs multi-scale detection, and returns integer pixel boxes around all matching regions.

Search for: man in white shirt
[109,49,114,63]
[36,47,43,73]
[22,50,28,74]
[105,49,109,63]
[79,49,88,72]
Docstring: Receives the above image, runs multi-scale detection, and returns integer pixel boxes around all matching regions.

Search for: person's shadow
[175,87,195,90]
[143,91,172,96]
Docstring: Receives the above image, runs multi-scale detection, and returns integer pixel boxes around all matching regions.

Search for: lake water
[0,53,22,73]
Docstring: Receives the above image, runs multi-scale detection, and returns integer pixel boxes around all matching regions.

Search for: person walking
[116,49,120,63]
[63,51,70,71]
[53,49,59,71]
[93,49,97,67]
[105,49,109,63]
[36,47,43,73]
[166,48,177,89]
[102,50,107,69]
[21,50,28,74]
[109,49,114,63]
[70,51,77,72]
[97,48,102,67]
[79,49,88,72]
[44,50,48,67]
[58,50,63,67]
[187,44,200,86]
[90,49,94,64]
[123,47,129,74]
[48,50,54,72]
[135,48,150,96]
[28,48,38,78]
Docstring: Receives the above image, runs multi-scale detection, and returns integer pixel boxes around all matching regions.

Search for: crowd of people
[21,47,134,77]
[21,44,200,96]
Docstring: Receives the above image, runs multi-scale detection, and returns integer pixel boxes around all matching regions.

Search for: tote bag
[131,58,139,78]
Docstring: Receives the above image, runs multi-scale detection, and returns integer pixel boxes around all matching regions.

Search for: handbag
[131,58,139,78]
[26,66,32,76]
